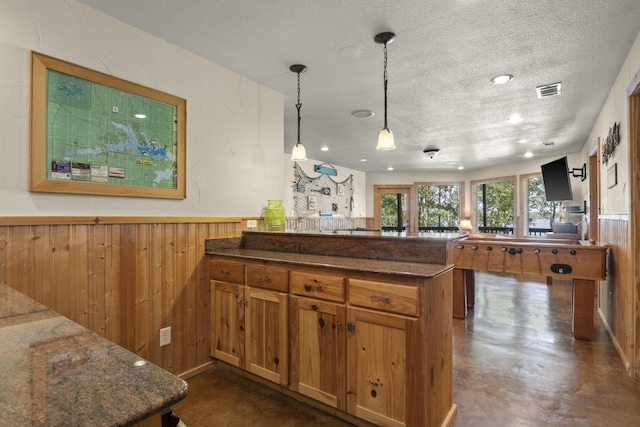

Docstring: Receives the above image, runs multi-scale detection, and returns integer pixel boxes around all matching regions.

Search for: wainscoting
[598,215,634,372]
[0,216,374,376]
[0,217,245,375]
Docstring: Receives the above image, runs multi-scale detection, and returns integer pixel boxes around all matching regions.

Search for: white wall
[582,30,640,215]
[0,0,284,217]
[366,152,585,217]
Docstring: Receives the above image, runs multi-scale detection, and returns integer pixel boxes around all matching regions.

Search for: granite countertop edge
[207,248,453,278]
[0,283,188,427]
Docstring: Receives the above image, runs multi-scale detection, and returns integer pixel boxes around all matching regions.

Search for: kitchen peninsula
[0,283,188,427]
[206,231,462,427]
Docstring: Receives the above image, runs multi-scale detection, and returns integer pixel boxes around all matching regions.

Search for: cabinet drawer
[246,264,289,292]
[210,259,245,284]
[348,279,418,316]
[290,271,345,302]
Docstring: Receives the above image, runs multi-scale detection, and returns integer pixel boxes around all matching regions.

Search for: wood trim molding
[0,216,251,226]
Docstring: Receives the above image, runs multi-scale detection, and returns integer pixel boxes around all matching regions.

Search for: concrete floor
[172,272,640,426]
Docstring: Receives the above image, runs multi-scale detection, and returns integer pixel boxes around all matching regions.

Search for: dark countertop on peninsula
[206,231,464,278]
[0,283,188,427]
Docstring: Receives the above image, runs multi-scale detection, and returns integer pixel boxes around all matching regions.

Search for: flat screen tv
[541,156,573,202]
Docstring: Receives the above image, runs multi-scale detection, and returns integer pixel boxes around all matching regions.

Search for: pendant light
[290,64,308,161]
[374,32,396,150]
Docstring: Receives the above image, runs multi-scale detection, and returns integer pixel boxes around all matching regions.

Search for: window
[380,192,407,232]
[417,183,462,232]
[523,174,566,236]
[374,185,413,232]
[473,177,515,235]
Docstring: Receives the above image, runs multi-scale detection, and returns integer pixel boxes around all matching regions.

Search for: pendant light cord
[383,42,388,130]
[296,72,302,144]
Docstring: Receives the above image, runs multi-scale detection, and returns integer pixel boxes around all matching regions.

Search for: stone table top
[0,283,188,426]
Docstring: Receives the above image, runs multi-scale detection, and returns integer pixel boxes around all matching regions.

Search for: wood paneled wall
[598,216,633,371]
[0,218,245,375]
[0,216,376,376]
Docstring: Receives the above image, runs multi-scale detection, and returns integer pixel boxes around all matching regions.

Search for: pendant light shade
[290,64,308,161]
[377,128,395,150]
[375,32,396,150]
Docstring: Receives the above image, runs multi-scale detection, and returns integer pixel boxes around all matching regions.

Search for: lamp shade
[291,143,307,161]
[377,128,395,150]
[458,219,473,233]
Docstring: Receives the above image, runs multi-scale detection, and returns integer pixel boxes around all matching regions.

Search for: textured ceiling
[76,0,640,172]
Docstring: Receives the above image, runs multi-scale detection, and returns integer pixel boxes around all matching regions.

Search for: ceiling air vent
[536,82,562,99]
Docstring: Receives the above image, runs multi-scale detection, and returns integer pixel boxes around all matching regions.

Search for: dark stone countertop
[207,246,453,279]
[0,283,188,427]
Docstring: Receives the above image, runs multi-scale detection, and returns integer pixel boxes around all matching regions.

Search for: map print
[46,70,178,189]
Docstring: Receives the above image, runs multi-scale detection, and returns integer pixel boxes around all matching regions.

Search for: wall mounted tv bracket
[570,163,587,181]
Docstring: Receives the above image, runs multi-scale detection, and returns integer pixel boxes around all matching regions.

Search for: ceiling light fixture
[508,113,524,124]
[491,74,513,84]
[352,110,374,118]
[290,64,308,161]
[375,32,396,150]
[321,146,329,151]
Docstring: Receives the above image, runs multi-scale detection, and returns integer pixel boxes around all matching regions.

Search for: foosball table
[447,235,609,340]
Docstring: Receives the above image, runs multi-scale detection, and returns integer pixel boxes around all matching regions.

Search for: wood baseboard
[178,360,215,380]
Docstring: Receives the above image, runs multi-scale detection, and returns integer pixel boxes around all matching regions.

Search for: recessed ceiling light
[458,166,464,170]
[351,110,374,118]
[321,146,329,151]
[491,74,513,84]
[134,113,147,119]
[517,139,529,144]
[360,158,367,162]
[524,152,533,158]
[387,167,394,171]
[508,114,524,124]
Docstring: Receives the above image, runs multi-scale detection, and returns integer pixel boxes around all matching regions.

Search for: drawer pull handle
[218,269,230,275]
[257,275,271,282]
[369,293,391,304]
[304,283,323,292]
[471,245,478,250]
[236,298,242,305]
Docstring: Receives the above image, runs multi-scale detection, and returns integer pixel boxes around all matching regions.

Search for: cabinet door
[290,296,346,410]
[346,308,413,427]
[210,280,245,368]
[245,287,288,386]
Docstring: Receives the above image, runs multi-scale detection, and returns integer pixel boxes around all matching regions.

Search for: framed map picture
[29,51,186,199]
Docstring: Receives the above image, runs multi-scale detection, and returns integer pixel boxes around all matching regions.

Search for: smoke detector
[423,148,440,159]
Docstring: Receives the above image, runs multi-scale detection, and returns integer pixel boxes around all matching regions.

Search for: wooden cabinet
[346,307,413,427]
[210,258,288,386]
[245,287,288,385]
[290,295,346,409]
[209,255,454,427]
[210,280,244,367]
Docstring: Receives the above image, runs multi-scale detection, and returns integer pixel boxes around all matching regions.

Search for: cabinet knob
[534,248,540,254]
[304,283,322,292]
[318,318,325,327]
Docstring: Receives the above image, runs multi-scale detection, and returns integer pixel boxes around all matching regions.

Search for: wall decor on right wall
[602,122,620,164]
[607,163,618,188]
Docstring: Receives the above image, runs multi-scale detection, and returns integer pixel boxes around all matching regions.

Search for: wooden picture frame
[29,51,186,199]
[607,163,618,189]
